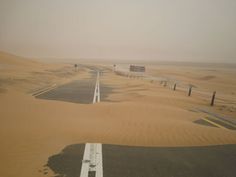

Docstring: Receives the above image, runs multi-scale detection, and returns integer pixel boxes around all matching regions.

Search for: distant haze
[0,0,236,63]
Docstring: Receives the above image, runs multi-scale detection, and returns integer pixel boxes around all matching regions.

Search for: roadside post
[74,64,78,72]
[173,83,177,91]
[188,86,192,96]
[211,91,216,106]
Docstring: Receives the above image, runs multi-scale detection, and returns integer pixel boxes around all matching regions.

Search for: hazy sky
[0,0,236,62]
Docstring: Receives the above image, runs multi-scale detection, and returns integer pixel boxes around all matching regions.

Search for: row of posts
[113,68,217,107]
[161,81,216,106]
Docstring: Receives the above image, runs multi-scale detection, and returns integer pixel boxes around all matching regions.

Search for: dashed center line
[80,143,103,177]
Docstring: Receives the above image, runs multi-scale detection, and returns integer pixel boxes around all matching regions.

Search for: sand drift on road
[1,52,236,177]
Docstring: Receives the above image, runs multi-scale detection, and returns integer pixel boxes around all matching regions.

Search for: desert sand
[0,52,236,177]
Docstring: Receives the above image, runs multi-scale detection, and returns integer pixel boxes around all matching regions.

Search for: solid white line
[97,72,100,102]
[93,84,97,104]
[93,71,100,104]
[93,73,98,104]
[80,143,91,177]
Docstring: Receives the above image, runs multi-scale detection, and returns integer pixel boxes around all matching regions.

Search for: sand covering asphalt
[0,52,236,177]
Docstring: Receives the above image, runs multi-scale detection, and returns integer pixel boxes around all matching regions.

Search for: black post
[173,83,177,91]
[74,64,78,71]
[188,86,192,96]
[211,91,216,106]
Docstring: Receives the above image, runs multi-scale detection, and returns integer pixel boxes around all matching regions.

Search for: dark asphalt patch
[47,144,84,177]
[100,83,114,102]
[35,75,113,104]
[88,171,96,177]
[47,144,236,177]
[36,79,96,104]
[103,144,236,177]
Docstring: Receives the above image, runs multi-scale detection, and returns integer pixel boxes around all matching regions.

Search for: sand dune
[0,52,90,93]
[0,51,39,66]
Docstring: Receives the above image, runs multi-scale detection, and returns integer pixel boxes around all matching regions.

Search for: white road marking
[93,71,100,104]
[93,81,97,104]
[97,72,100,103]
[33,84,57,97]
[80,143,91,177]
[80,143,103,177]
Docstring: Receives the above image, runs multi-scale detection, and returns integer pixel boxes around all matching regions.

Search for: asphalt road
[35,71,112,104]
[47,143,236,177]
[47,144,84,177]
[36,78,96,104]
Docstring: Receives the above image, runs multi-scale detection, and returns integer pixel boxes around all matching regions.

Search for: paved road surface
[36,78,96,104]
[35,70,112,104]
[47,143,236,177]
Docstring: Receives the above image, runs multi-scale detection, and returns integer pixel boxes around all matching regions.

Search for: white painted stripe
[93,81,97,103]
[80,143,103,177]
[93,74,98,103]
[80,143,91,177]
[33,84,57,97]
[93,71,100,104]
[97,72,100,102]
